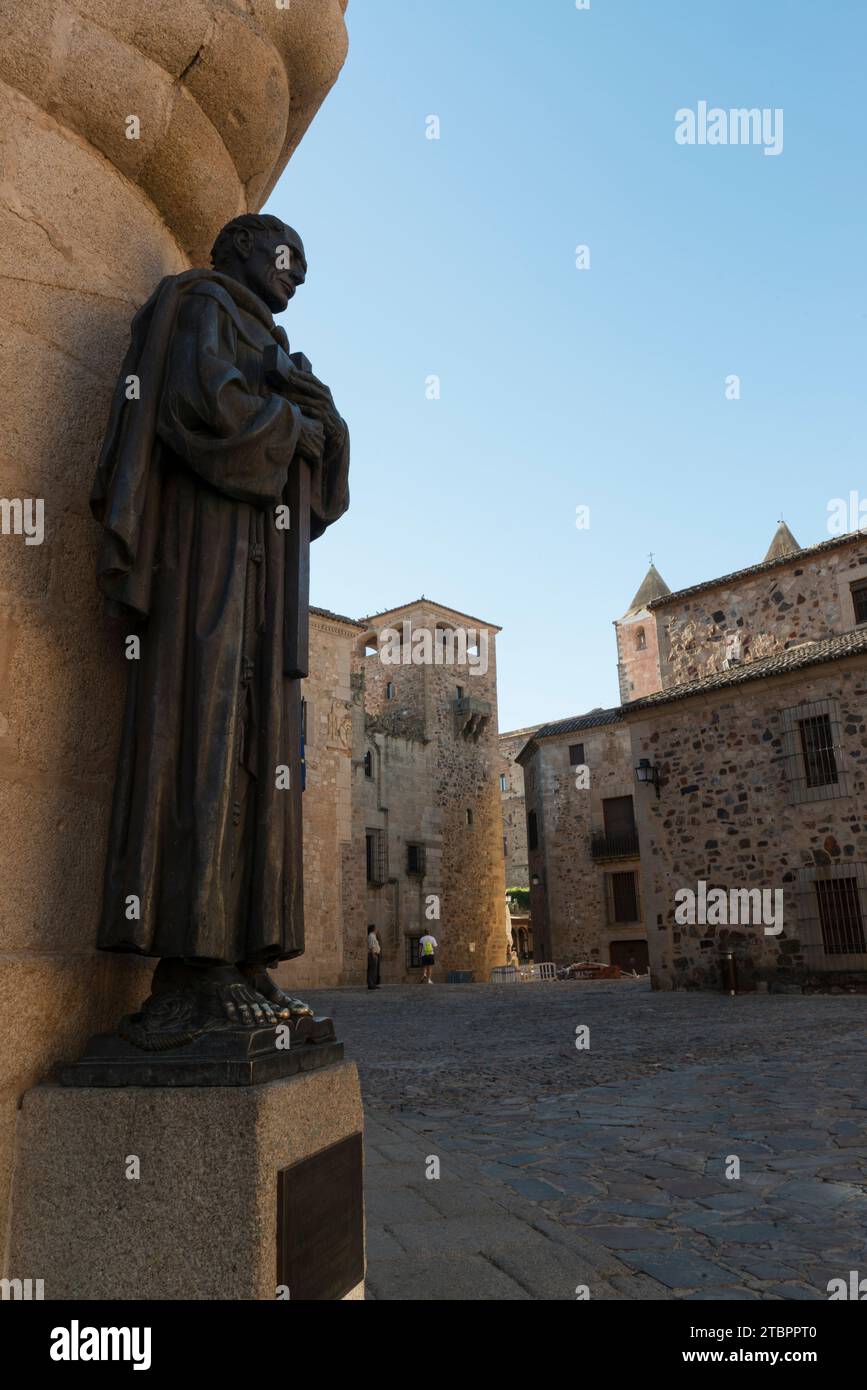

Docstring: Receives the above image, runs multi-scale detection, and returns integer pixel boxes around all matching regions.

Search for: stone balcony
[455,695,491,741]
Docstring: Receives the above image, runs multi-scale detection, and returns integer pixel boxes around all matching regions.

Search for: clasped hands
[289,369,344,466]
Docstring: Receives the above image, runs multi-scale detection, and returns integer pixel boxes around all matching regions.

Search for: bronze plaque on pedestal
[277,1133,364,1300]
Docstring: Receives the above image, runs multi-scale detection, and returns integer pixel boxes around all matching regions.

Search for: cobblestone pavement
[305,980,867,1301]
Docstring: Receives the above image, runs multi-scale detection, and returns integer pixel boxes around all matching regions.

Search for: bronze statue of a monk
[90,215,349,1051]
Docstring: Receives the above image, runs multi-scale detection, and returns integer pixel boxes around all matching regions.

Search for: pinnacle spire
[763,520,801,563]
[625,562,671,615]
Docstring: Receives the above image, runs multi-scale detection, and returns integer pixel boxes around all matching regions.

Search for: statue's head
[210,214,307,315]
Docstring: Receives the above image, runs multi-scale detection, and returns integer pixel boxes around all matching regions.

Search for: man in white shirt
[367,926,381,990]
[418,932,437,984]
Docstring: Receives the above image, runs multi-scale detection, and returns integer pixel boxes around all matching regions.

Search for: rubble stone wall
[627,659,867,990]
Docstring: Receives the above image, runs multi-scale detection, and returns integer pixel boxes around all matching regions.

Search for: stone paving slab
[366,1252,533,1301]
[303,983,867,1301]
[364,1112,670,1300]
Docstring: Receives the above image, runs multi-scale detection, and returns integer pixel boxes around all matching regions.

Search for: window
[798,714,839,789]
[407,843,426,876]
[594,795,636,856]
[406,936,422,970]
[852,580,867,625]
[635,627,647,651]
[386,682,395,701]
[503,835,508,857]
[797,864,867,967]
[366,829,387,885]
[499,773,508,792]
[592,797,639,860]
[436,627,453,661]
[466,808,473,826]
[363,750,373,780]
[569,744,585,767]
[456,685,465,702]
[783,700,847,804]
[528,810,538,850]
[603,796,636,839]
[815,877,866,955]
[609,871,639,924]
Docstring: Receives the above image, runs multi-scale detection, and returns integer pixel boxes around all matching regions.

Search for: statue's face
[238,226,307,314]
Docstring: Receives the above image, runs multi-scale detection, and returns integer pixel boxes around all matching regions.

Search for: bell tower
[615,560,670,702]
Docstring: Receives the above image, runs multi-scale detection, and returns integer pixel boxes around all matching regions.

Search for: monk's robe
[90,270,349,965]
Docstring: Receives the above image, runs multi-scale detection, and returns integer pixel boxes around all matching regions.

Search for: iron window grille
[406,936,422,970]
[796,863,867,969]
[366,828,387,886]
[781,700,848,804]
[799,715,839,789]
[569,743,585,767]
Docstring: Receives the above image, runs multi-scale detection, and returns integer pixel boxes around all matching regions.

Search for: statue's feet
[118,962,285,1050]
[249,970,313,1019]
[216,979,286,1028]
[241,965,336,1044]
[116,960,336,1052]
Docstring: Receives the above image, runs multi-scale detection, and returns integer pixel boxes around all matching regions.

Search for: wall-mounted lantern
[635,758,660,798]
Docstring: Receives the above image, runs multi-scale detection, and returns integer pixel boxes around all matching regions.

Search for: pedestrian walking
[419,931,437,984]
[367,925,381,990]
[374,926,383,984]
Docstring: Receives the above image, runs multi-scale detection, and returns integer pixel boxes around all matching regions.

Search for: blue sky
[266,0,867,732]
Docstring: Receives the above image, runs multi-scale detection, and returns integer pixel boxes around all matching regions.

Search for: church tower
[614,561,671,703]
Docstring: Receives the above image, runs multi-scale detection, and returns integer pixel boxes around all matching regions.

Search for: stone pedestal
[6,1061,364,1301]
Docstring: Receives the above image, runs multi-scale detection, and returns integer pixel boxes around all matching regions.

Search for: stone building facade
[0,0,349,1262]
[518,712,648,973]
[521,526,867,991]
[353,599,509,984]
[499,726,539,960]
[278,597,510,994]
[646,525,867,690]
[499,725,539,888]
[274,607,359,992]
[626,632,867,991]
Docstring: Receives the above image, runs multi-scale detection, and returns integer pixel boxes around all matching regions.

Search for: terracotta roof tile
[626,627,867,711]
[648,532,867,610]
[531,707,623,740]
[309,605,365,629]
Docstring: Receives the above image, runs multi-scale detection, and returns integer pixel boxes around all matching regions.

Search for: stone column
[0,0,349,1254]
